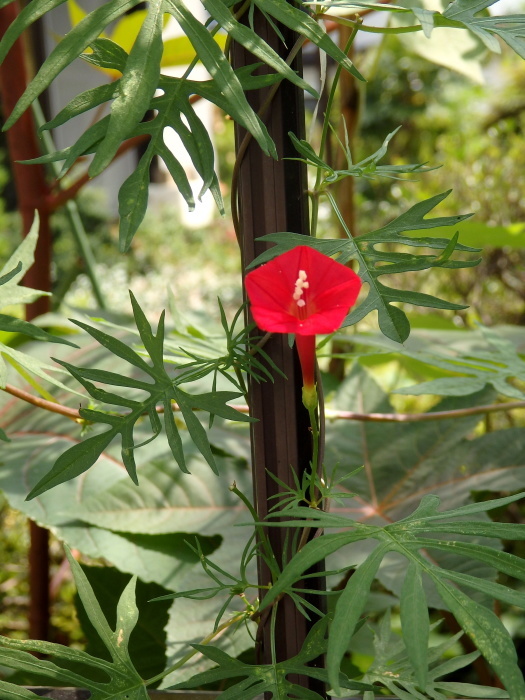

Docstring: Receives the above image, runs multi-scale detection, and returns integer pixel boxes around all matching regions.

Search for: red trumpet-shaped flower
[245,245,362,405]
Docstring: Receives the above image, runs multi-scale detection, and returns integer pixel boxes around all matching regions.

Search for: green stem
[320,13,423,34]
[310,18,362,237]
[144,611,246,687]
[308,405,320,504]
[230,483,280,582]
[270,599,278,667]
[32,101,107,310]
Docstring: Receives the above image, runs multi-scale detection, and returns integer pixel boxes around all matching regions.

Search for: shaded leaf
[75,565,170,681]
[0,548,149,699]
[400,562,428,689]
[432,578,525,698]
[168,614,373,699]
[394,324,525,400]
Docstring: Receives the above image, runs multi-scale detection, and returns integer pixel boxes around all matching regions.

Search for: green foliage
[362,612,510,699]
[168,613,374,699]
[415,0,525,59]
[75,565,171,683]
[251,191,481,342]
[289,127,438,185]
[2,0,525,695]
[258,492,525,696]
[0,219,81,394]
[0,354,255,683]
[0,0,363,251]
[0,549,149,700]
[26,292,253,500]
[370,324,525,399]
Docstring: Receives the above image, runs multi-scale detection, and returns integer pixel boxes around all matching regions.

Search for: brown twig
[3,384,81,422]
[3,383,524,424]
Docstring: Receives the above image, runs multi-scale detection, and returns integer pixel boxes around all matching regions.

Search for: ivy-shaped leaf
[251,191,481,343]
[0,548,149,700]
[168,613,374,699]
[412,0,525,59]
[26,292,253,500]
[257,491,525,696]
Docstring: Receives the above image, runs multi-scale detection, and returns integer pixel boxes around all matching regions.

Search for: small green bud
[302,384,318,411]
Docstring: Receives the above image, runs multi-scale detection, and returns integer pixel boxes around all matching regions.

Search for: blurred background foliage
[1,12,525,688]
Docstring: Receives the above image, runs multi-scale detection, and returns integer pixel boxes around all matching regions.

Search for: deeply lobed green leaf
[251,191,480,342]
[26,292,252,499]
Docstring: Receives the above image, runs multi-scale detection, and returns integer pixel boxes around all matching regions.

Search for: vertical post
[0,1,52,641]
[231,8,326,696]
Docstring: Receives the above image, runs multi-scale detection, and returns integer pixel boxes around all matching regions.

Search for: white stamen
[293,270,309,309]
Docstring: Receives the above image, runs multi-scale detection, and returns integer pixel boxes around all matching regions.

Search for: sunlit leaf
[1,0,143,130]
[412,0,525,60]
[26,292,253,499]
[251,191,480,342]
[0,217,82,392]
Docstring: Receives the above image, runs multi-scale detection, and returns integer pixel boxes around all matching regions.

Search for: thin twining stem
[3,383,525,424]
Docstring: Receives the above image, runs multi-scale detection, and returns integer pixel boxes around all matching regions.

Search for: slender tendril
[310,18,362,238]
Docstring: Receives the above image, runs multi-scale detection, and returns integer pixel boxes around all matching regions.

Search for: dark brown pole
[0,1,52,641]
[231,8,326,696]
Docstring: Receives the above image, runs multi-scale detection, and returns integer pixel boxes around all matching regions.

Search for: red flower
[245,245,362,400]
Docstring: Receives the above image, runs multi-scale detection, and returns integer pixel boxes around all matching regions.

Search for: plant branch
[3,384,82,422]
[4,384,524,425]
[319,13,422,34]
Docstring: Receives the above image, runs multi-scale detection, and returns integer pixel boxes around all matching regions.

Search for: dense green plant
[1,0,525,699]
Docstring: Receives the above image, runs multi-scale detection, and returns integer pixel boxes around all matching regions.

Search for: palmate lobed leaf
[258,492,525,697]
[251,191,480,342]
[168,614,374,699]
[362,614,511,699]
[0,330,256,682]
[2,0,366,249]
[25,292,253,500]
[392,324,525,400]
[257,367,525,695]
[31,59,282,251]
